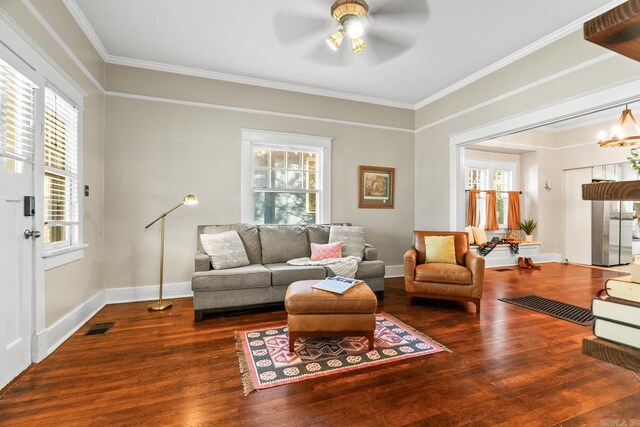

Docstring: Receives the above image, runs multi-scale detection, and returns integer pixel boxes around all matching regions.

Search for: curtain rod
[465,189,522,194]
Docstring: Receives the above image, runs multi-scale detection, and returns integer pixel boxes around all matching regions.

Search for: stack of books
[591,277,640,350]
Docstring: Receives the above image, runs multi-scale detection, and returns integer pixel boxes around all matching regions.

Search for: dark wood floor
[1,263,639,426]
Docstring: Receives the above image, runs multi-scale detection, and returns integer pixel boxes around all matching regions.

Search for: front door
[0,57,38,389]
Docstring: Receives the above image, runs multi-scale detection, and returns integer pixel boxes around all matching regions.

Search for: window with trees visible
[242,130,331,225]
[465,162,515,229]
[252,146,320,224]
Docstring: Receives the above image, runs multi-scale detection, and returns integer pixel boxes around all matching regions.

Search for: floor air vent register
[84,323,115,336]
[498,295,593,326]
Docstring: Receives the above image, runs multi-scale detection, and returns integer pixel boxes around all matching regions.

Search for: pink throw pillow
[311,242,343,261]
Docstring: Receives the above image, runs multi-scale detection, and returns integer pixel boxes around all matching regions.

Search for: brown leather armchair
[404,231,485,314]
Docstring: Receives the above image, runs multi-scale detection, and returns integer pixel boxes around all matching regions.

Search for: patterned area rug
[235,312,451,395]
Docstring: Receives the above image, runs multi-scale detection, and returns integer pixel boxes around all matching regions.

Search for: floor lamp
[145,194,198,311]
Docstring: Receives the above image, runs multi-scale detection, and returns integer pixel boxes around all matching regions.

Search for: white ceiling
[71,0,618,108]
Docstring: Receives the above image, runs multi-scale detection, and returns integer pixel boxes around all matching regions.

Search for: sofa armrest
[404,248,417,292]
[465,251,485,297]
[364,246,378,261]
[195,250,211,272]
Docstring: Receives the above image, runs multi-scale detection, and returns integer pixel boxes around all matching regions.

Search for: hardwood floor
[0,263,638,426]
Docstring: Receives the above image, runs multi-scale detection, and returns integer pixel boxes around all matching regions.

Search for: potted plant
[520,219,537,243]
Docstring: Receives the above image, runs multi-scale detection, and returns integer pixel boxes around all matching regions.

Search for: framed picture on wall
[358,165,395,209]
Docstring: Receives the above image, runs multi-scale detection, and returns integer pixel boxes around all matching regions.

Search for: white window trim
[465,159,518,230]
[240,129,332,224]
[42,84,84,264]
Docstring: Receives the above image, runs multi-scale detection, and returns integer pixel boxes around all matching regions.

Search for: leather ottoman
[285,280,378,352]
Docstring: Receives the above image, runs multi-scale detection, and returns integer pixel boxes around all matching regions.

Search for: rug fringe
[381,312,453,353]
[234,330,257,396]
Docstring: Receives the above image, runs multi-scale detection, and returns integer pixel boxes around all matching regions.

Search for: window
[241,130,332,225]
[465,161,516,229]
[43,87,79,250]
[0,58,35,174]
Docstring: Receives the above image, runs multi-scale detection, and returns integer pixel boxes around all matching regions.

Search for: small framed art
[358,165,395,209]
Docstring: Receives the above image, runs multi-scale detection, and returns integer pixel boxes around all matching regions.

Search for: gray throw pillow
[200,231,250,270]
[329,225,365,259]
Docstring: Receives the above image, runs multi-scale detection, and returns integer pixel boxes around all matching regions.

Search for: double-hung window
[43,87,79,250]
[241,130,332,225]
[465,161,516,229]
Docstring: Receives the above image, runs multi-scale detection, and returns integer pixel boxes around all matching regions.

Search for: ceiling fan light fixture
[326,29,345,51]
[598,105,640,148]
[351,37,366,54]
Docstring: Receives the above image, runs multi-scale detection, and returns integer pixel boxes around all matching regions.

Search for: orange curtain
[466,190,480,227]
[508,191,521,231]
[485,190,499,231]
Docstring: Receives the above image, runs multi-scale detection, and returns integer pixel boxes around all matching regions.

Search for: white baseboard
[385,265,403,278]
[104,281,193,304]
[34,290,105,362]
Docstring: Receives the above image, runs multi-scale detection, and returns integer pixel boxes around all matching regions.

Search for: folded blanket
[287,256,361,279]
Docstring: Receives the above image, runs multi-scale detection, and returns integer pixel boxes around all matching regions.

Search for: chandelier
[598,105,640,148]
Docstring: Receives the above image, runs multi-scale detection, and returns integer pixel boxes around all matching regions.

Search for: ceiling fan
[274,0,428,65]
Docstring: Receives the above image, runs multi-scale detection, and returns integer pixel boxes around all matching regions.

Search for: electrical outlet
[84,185,89,197]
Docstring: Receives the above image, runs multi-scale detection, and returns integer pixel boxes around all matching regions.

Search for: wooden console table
[582,180,640,201]
[582,336,640,372]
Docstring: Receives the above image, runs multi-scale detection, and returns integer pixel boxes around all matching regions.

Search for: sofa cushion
[354,260,386,280]
[472,227,488,246]
[200,231,250,270]
[199,224,262,264]
[415,263,471,285]
[307,225,331,244]
[265,263,326,286]
[329,225,365,259]
[259,225,310,264]
[191,264,271,292]
[311,242,342,261]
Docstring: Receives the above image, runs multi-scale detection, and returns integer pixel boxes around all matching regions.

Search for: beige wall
[0,0,105,326]
[103,94,415,288]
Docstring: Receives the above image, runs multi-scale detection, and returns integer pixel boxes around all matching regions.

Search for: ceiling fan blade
[303,39,354,68]
[273,12,335,46]
[361,29,414,65]
[369,0,429,23]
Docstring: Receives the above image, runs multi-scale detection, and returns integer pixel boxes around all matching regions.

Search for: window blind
[44,86,79,245]
[0,58,35,165]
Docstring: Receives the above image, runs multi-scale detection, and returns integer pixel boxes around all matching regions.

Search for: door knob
[24,229,42,239]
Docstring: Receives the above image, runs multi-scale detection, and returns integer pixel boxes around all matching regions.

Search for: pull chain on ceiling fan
[326,0,369,53]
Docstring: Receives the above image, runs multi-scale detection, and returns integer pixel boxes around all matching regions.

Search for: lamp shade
[183,194,198,205]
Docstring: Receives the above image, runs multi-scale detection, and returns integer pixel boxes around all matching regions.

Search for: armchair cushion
[413,231,468,265]
[424,236,456,264]
[415,263,472,286]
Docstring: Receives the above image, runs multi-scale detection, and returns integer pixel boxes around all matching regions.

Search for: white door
[0,57,38,389]
[564,168,592,265]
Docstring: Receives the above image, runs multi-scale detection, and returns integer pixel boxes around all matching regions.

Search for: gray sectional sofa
[191,223,385,321]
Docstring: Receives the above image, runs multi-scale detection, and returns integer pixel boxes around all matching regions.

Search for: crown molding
[19,0,104,94]
[105,55,415,109]
[414,0,629,111]
[62,0,108,61]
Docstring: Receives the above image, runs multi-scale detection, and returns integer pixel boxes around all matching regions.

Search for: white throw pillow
[200,231,250,270]
[329,225,365,259]
[465,226,475,245]
[472,227,488,246]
